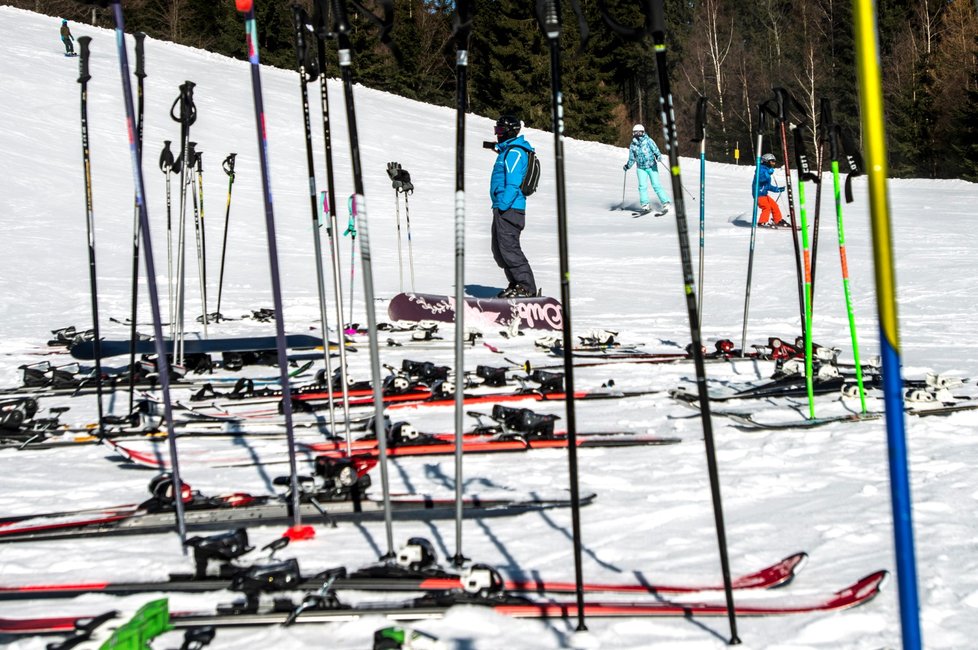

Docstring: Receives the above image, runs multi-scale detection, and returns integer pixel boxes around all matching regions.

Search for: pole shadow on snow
[422,462,513,493]
[390,458,415,494]
[529,501,622,574]
[231,431,279,494]
[351,520,384,559]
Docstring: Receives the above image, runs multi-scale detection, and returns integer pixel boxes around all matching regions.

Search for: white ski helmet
[632,124,645,134]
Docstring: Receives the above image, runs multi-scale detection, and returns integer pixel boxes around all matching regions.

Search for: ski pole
[188,144,208,336]
[403,190,415,292]
[85,0,187,546]
[600,1,740,642]
[773,87,807,340]
[810,106,829,309]
[791,124,819,420]
[169,81,197,366]
[825,103,868,413]
[345,201,357,327]
[692,96,707,325]
[619,168,627,210]
[215,153,236,319]
[292,4,338,446]
[329,0,396,557]
[160,141,176,327]
[236,0,305,536]
[311,0,353,443]
[854,1,921,645]
[195,150,209,325]
[739,101,771,355]
[126,31,147,414]
[450,0,475,567]
[76,36,106,440]
[387,162,405,292]
[535,0,590,631]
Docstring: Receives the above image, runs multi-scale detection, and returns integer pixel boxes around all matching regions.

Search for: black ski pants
[491,207,535,293]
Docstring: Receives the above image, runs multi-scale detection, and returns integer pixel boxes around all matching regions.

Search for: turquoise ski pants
[636,166,670,206]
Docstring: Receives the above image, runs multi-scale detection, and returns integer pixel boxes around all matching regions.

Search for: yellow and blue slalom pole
[853,1,921,647]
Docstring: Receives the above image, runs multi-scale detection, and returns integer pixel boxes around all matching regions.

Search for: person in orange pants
[754,153,785,227]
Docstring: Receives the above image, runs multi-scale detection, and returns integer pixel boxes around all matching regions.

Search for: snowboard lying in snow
[388,292,563,331]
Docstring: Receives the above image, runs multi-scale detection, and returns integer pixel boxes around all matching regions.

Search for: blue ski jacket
[624,134,662,170]
[753,165,784,198]
[491,135,533,211]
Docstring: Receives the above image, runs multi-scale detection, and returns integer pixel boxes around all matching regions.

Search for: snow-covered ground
[1,6,977,649]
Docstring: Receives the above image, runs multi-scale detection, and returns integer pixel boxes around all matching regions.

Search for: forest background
[9,0,978,180]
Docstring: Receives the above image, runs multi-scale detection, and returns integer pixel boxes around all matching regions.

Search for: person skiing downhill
[754,153,786,227]
[60,19,75,56]
[490,114,537,298]
[623,124,670,214]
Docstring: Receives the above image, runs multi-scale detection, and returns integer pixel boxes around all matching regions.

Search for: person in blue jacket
[623,124,670,214]
[754,153,786,227]
[490,114,536,298]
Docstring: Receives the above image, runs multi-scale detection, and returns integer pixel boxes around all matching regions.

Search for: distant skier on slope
[490,114,537,298]
[60,19,75,56]
[623,124,671,215]
[754,153,786,227]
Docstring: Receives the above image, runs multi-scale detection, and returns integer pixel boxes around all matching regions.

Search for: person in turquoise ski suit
[490,114,536,298]
[623,124,670,213]
[60,19,75,55]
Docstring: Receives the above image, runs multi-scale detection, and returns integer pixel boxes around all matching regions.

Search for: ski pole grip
[693,96,707,142]
[223,153,237,175]
[773,87,788,121]
[650,0,666,37]
[159,140,174,172]
[536,0,561,38]
[78,36,92,83]
[178,81,197,126]
[134,32,146,79]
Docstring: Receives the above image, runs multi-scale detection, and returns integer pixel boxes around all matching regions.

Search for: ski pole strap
[838,126,864,203]
[169,81,197,127]
[344,195,357,237]
[596,0,647,39]
[293,5,321,81]
[792,126,818,183]
[222,153,237,177]
[319,191,329,229]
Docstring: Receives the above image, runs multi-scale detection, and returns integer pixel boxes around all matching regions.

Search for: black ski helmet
[495,114,521,143]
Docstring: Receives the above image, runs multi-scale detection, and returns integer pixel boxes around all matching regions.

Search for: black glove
[387,161,413,194]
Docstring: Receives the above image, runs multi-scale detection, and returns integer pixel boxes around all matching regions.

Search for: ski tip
[284,525,316,541]
[773,552,809,588]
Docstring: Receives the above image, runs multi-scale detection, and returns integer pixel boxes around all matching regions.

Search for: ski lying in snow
[300,386,662,413]
[0,551,807,600]
[388,292,563,331]
[0,569,887,633]
[0,494,591,544]
[0,466,593,543]
[728,412,884,430]
[109,431,681,469]
[670,374,849,402]
[69,334,328,360]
